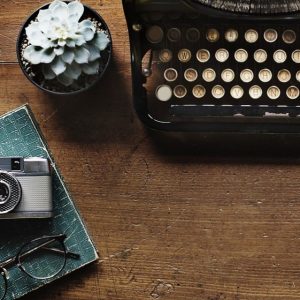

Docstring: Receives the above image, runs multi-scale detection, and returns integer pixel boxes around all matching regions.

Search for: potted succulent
[17,0,112,95]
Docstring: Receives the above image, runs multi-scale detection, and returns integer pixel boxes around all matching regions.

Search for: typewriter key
[230,85,244,99]
[278,69,291,83]
[264,29,278,43]
[259,69,272,83]
[212,85,225,99]
[184,68,198,82]
[235,49,248,63]
[215,49,229,62]
[178,49,192,63]
[273,50,287,63]
[206,28,220,42]
[159,49,173,63]
[267,86,281,100]
[283,30,296,44]
[186,28,200,42]
[245,29,258,43]
[156,85,172,102]
[296,71,300,82]
[193,85,206,98]
[292,50,300,63]
[286,86,300,99]
[221,69,235,82]
[196,49,210,63]
[225,29,238,42]
[167,28,181,42]
[174,85,187,98]
[249,85,262,99]
[240,69,254,83]
[203,68,216,82]
[164,68,178,82]
[254,49,268,63]
[146,26,164,44]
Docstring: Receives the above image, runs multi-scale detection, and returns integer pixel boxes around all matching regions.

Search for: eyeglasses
[0,234,80,300]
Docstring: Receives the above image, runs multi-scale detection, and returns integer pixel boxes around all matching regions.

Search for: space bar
[170,105,300,118]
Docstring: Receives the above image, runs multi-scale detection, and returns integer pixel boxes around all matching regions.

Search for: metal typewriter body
[123,0,300,133]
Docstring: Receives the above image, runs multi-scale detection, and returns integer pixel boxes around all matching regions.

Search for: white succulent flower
[23,0,110,87]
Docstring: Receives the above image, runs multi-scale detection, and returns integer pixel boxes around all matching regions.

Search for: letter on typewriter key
[221,69,235,82]
[225,29,238,42]
[146,26,164,44]
[292,50,300,63]
[254,49,268,63]
[278,69,291,83]
[186,28,200,42]
[212,85,225,99]
[235,49,248,63]
[196,49,210,63]
[184,68,198,82]
[287,86,300,100]
[156,85,172,102]
[174,85,187,98]
[159,49,173,63]
[264,29,278,43]
[206,29,220,42]
[267,86,281,100]
[230,85,244,99]
[259,69,272,83]
[215,49,229,63]
[203,68,216,82]
[164,68,178,82]
[283,30,296,44]
[193,85,206,99]
[178,49,192,63]
[273,50,287,63]
[249,85,262,99]
[245,29,258,43]
[240,69,254,83]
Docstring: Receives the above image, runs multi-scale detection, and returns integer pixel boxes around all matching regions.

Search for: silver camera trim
[0,180,11,205]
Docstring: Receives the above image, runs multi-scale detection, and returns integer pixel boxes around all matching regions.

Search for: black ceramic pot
[17,1,112,96]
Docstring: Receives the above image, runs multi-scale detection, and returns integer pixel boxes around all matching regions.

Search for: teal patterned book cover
[0,105,98,299]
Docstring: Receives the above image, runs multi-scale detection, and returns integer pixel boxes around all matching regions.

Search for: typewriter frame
[123,0,300,133]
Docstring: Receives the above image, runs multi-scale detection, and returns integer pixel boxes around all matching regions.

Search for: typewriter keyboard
[142,23,300,120]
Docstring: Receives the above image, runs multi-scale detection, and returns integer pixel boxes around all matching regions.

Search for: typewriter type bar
[123,0,300,133]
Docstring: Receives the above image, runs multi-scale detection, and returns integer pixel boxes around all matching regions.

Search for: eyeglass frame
[0,234,80,300]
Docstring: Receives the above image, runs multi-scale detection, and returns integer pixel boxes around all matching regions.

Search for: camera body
[0,157,53,219]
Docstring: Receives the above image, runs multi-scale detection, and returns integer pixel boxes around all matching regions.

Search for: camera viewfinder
[11,158,21,171]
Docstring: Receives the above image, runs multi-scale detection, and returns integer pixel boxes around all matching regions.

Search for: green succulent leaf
[42,64,56,80]
[50,56,66,75]
[24,45,55,64]
[94,31,110,51]
[84,44,101,62]
[62,48,75,64]
[57,73,74,86]
[74,47,90,64]
[82,60,100,75]
[54,47,64,55]
[64,62,82,80]
[68,1,84,22]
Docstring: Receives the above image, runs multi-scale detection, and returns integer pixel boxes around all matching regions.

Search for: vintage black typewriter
[123,0,300,133]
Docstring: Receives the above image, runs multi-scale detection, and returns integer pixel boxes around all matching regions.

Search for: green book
[0,105,98,299]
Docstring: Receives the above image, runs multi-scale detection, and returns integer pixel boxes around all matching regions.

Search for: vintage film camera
[0,157,53,219]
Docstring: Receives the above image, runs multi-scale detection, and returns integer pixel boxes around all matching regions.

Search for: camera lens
[0,182,10,204]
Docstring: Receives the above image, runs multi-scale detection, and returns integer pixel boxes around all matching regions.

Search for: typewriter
[123,0,300,133]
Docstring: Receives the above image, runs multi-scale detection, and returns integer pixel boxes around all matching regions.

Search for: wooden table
[2,1,300,299]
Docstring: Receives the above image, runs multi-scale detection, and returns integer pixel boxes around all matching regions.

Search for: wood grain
[2,1,300,300]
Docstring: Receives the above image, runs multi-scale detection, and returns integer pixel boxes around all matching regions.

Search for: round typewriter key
[146,25,164,44]
[264,29,278,43]
[296,71,300,82]
[259,69,272,83]
[193,85,206,99]
[174,85,187,98]
[159,49,173,63]
[254,49,268,63]
[249,85,262,99]
[240,69,254,83]
[167,28,181,42]
[225,29,238,42]
[156,85,173,102]
[212,85,225,99]
[245,29,258,43]
[215,49,229,63]
[178,49,192,63]
[202,68,216,82]
[221,69,235,82]
[186,28,200,42]
[283,30,296,44]
[287,86,300,100]
[206,28,219,42]
[278,69,291,83]
[292,50,300,63]
[164,68,178,82]
[267,86,281,100]
[273,50,287,63]
[230,85,244,99]
[234,49,248,63]
[196,49,210,63]
[184,68,198,82]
